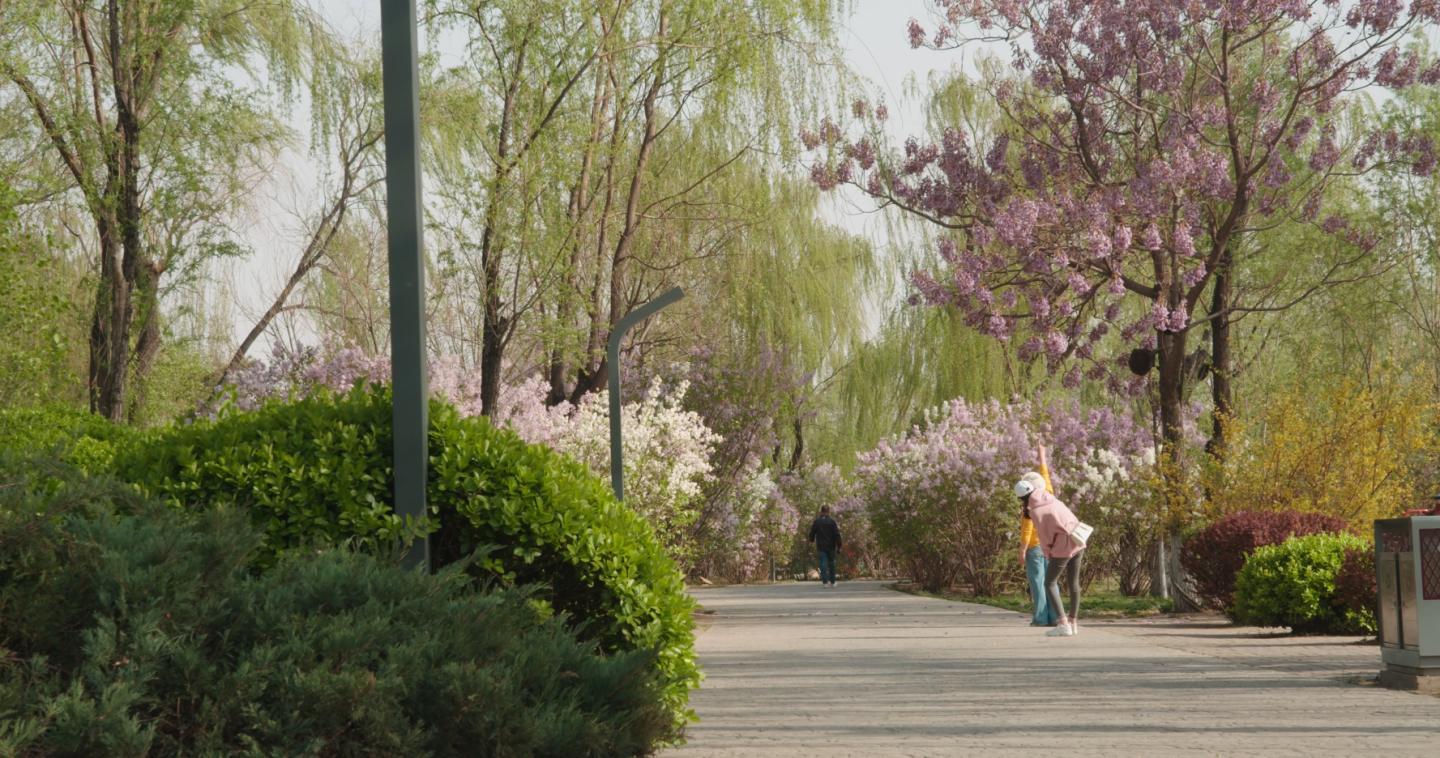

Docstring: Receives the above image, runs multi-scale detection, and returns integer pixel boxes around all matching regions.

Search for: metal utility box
[1375,516,1440,692]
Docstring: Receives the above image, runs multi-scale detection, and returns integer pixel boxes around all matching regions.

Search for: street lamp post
[380,0,429,571]
[607,287,685,501]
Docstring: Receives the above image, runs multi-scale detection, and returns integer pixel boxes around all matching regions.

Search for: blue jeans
[817,549,837,584]
[1026,546,1058,625]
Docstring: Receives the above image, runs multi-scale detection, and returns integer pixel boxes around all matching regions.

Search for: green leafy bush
[1180,511,1351,612]
[0,406,135,473]
[0,460,671,756]
[1231,532,1371,634]
[111,385,699,722]
[0,187,81,408]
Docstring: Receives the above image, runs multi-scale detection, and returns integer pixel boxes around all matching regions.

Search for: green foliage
[0,189,81,408]
[114,387,402,563]
[1231,532,1372,634]
[0,459,672,756]
[0,406,136,474]
[426,401,701,720]
[111,385,700,723]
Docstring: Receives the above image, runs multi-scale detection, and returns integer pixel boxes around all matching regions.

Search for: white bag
[1069,521,1095,549]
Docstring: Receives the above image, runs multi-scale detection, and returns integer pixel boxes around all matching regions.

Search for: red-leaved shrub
[1333,546,1378,634]
[1181,511,1350,612]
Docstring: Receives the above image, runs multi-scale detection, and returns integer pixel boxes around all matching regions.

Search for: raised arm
[1037,445,1054,494]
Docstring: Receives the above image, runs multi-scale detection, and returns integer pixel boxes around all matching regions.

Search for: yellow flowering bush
[1205,376,1438,529]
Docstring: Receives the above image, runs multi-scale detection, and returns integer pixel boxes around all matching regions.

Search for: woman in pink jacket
[1014,475,1085,637]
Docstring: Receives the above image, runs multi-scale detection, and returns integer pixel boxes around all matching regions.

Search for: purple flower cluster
[202,340,392,418]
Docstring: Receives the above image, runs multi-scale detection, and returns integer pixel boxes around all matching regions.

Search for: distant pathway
[674,580,1439,757]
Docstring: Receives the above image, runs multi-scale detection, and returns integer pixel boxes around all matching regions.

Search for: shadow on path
[674,580,1440,757]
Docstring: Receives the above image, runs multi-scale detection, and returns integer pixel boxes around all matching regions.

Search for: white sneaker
[1046,623,1074,637]
[1071,621,1079,635]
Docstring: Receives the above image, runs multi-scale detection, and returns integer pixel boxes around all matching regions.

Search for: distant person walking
[1018,450,1059,627]
[1015,457,1086,637]
[808,506,843,588]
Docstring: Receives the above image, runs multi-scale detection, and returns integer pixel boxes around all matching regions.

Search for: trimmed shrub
[111,385,699,723]
[1231,532,1371,634]
[1333,546,1378,635]
[0,406,136,473]
[0,460,671,756]
[1180,511,1350,612]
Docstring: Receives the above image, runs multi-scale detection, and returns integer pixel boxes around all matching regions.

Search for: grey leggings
[1044,550,1084,621]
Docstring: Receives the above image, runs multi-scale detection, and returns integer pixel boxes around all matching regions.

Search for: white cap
[1014,479,1036,498]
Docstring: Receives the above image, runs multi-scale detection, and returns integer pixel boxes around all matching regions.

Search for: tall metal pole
[607,287,685,500]
[380,0,429,571]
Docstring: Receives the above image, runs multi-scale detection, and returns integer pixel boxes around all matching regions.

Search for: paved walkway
[674,580,1440,757]
[1097,615,1380,683]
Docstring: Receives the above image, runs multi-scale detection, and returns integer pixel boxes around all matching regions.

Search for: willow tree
[0,0,311,421]
[424,0,853,415]
[424,0,611,416]
[810,0,1440,455]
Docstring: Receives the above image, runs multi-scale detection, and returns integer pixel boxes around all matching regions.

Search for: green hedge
[0,406,136,473]
[0,461,671,756]
[111,385,700,723]
[1231,532,1372,634]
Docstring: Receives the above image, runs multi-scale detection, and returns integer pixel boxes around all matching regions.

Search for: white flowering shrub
[496,377,721,565]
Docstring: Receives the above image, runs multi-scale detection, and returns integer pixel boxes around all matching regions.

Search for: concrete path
[674,580,1440,757]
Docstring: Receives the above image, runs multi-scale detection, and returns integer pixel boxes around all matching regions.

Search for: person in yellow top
[1019,445,1059,627]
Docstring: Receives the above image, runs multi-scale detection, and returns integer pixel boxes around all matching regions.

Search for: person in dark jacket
[807,506,843,587]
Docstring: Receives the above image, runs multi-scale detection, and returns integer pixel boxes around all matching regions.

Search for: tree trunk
[789,416,805,471]
[547,66,610,407]
[1151,320,1190,596]
[1207,245,1234,459]
[1167,528,1201,611]
[127,265,163,423]
[86,263,111,416]
[1151,531,1169,598]
[1155,326,1189,451]
[94,115,144,422]
[567,64,624,405]
[476,38,528,417]
[569,12,668,406]
[478,210,509,416]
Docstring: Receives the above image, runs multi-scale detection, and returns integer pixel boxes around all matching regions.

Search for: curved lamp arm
[607,286,685,500]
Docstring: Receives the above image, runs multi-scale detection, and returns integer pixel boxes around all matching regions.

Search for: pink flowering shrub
[705,467,792,582]
[854,397,1158,595]
[856,400,1032,594]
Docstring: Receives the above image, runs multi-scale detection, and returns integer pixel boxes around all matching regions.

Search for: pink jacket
[1028,489,1083,559]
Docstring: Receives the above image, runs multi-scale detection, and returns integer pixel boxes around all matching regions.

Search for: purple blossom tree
[809,0,1440,453]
